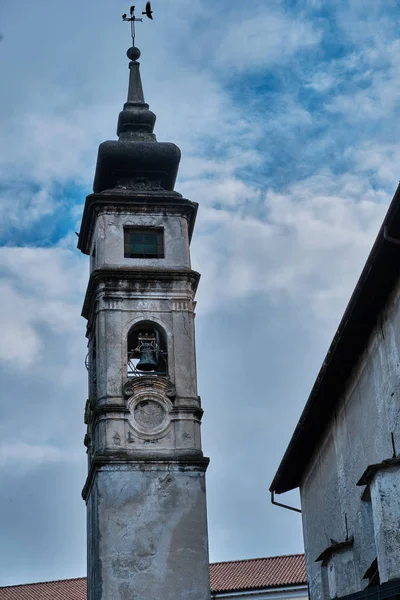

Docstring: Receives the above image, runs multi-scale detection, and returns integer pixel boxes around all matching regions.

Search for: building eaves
[270,183,400,495]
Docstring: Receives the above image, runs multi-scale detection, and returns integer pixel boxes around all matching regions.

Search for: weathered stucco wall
[92,211,191,271]
[87,464,210,600]
[300,278,400,600]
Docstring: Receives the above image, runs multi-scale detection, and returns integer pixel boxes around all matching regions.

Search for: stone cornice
[170,406,204,419]
[356,456,400,487]
[82,452,210,501]
[82,266,200,321]
[77,192,198,255]
[315,538,354,564]
[93,404,130,416]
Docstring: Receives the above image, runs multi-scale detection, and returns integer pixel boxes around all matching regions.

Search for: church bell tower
[78,24,210,600]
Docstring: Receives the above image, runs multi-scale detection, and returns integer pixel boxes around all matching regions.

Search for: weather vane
[122,3,153,49]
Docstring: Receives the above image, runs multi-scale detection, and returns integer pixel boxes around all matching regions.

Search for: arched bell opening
[127,322,168,378]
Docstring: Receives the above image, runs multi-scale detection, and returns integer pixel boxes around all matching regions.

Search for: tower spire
[119,6,153,137]
[116,46,156,142]
[92,21,181,194]
[126,54,145,104]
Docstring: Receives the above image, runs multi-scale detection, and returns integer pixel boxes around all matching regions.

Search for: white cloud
[192,170,388,326]
[181,176,261,208]
[214,8,320,71]
[352,142,400,185]
[306,73,336,93]
[326,40,400,120]
[0,281,40,366]
[0,247,86,367]
[0,184,55,234]
[0,104,111,189]
[0,442,80,468]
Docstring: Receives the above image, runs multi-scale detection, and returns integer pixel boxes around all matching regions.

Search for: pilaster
[316,540,357,599]
[370,466,400,582]
[357,457,400,583]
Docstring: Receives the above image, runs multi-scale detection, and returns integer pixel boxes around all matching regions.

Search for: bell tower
[78,29,210,600]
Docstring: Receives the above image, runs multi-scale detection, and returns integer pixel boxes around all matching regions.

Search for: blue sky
[1,0,399,587]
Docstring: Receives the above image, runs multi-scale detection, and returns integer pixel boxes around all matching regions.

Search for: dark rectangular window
[124,227,164,259]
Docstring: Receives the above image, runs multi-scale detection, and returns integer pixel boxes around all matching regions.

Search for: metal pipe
[270,490,302,514]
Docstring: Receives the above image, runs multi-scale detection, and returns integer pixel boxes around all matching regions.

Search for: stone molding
[123,375,175,399]
[315,538,354,564]
[356,456,400,486]
[125,377,174,439]
[82,266,200,321]
[170,406,204,420]
[82,453,210,501]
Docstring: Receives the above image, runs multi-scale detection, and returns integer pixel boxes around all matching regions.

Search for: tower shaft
[79,48,210,600]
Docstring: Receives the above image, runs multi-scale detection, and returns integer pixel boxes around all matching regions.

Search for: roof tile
[210,554,306,593]
[0,555,306,598]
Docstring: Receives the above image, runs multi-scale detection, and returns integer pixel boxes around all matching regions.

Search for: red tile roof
[0,578,86,600]
[210,554,306,593]
[0,554,306,598]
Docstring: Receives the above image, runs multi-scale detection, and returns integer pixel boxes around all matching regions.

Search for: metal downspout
[270,490,302,514]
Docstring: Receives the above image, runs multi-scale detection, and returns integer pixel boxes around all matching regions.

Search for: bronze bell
[136,342,158,371]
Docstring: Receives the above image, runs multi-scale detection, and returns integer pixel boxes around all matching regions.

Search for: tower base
[86,460,210,600]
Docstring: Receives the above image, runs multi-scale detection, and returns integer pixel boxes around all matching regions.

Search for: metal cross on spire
[122,3,153,49]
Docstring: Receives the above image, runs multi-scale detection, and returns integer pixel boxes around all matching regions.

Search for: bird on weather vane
[122,3,153,50]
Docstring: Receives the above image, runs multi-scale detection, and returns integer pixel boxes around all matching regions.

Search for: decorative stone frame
[123,376,175,440]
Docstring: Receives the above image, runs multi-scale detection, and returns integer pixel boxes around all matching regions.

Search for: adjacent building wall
[300,277,400,600]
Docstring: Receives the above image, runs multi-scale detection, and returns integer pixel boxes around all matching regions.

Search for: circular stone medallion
[134,399,165,430]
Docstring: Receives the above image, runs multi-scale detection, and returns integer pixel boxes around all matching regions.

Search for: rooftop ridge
[0,577,87,589]
[210,553,305,566]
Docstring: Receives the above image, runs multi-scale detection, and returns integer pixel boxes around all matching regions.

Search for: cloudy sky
[1,0,399,587]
